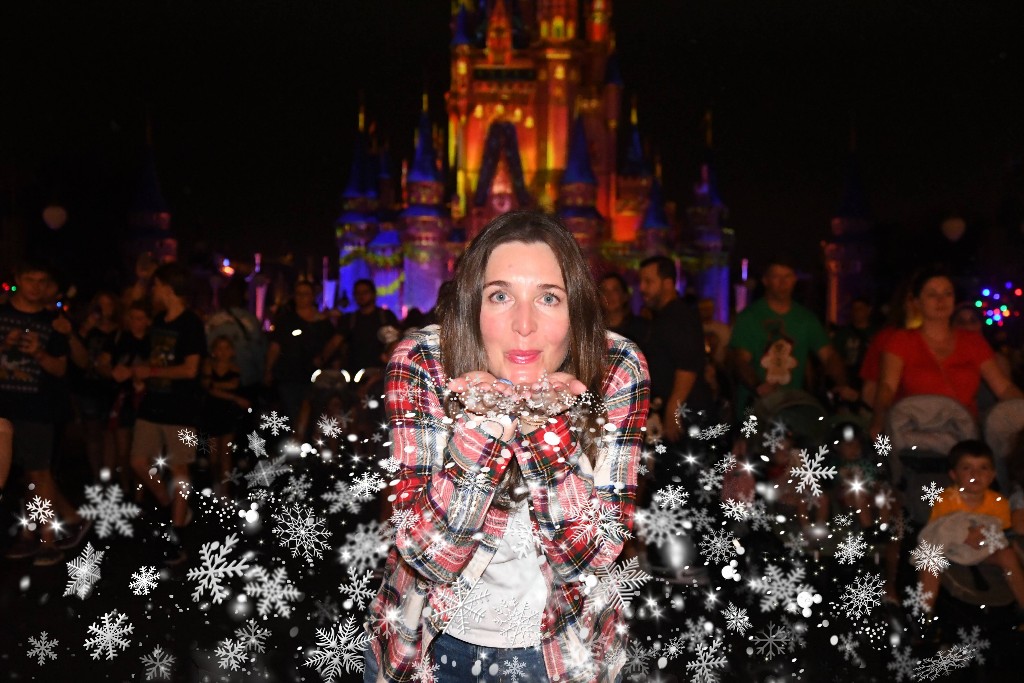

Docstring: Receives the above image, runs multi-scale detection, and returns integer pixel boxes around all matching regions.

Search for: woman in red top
[870,266,1022,437]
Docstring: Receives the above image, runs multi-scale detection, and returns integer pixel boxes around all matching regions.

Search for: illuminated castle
[335,0,733,320]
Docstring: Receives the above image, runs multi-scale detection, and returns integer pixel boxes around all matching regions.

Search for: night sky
[2,0,1023,292]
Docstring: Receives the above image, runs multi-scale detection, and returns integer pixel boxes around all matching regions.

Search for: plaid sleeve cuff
[516,415,574,480]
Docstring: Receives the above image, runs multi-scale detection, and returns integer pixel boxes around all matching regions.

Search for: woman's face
[915,276,955,322]
[480,241,571,385]
[294,284,315,308]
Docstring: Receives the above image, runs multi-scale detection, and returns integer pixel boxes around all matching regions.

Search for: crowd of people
[3,212,1024,678]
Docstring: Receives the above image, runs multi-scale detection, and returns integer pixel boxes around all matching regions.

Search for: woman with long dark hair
[363,211,650,682]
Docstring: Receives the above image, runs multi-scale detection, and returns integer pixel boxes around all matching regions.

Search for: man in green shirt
[729,257,856,415]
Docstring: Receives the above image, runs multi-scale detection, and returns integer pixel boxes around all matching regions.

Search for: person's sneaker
[56,518,94,550]
[5,536,40,560]
[33,545,65,567]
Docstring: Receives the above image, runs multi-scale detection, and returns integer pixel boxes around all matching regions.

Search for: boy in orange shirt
[919,440,1024,615]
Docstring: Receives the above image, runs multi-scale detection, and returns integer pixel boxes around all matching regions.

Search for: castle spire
[485,0,512,64]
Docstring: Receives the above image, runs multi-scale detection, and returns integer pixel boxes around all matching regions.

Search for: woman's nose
[512,302,536,336]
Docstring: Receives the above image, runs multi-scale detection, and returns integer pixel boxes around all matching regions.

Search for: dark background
[2,0,1023,295]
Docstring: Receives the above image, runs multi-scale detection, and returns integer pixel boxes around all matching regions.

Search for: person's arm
[67,329,91,369]
[135,354,201,381]
[514,340,650,581]
[318,332,345,366]
[818,345,858,401]
[979,357,1024,401]
[388,340,513,586]
[870,351,903,438]
[663,370,697,441]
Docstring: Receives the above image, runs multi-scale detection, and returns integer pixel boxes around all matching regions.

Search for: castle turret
[129,124,176,265]
[559,116,602,269]
[688,110,732,321]
[336,107,379,311]
[402,95,451,314]
[612,99,651,242]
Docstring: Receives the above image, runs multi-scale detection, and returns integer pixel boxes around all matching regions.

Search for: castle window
[553,17,564,39]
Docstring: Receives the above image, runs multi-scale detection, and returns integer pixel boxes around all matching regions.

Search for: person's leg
[984,547,1024,608]
[162,424,196,527]
[130,420,172,508]
[430,634,482,682]
[919,568,940,613]
[0,417,12,495]
[115,426,134,494]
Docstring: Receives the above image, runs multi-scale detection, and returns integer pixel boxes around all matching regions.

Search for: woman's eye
[490,291,508,303]
[540,293,560,305]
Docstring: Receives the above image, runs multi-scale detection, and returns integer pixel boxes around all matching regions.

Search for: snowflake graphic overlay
[272,504,332,564]
[187,533,250,603]
[723,603,751,634]
[338,568,376,612]
[686,638,728,683]
[921,482,944,507]
[751,622,789,660]
[910,540,951,577]
[65,541,105,599]
[433,576,490,636]
[245,564,303,617]
[27,631,59,665]
[494,597,541,647]
[141,645,175,680]
[260,410,290,435]
[839,572,885,619]
[83,610,134,660]
[27,495,54,524]
[77,484,141,538]
[586,556,652,613]
[129,565,160,595]
[790,445,837,497]
[305,615,372,677]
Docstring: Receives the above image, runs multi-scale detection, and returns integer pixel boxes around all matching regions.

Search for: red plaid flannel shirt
[364,326,649,682]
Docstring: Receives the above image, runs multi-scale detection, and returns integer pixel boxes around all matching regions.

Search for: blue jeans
[363,633,549,682]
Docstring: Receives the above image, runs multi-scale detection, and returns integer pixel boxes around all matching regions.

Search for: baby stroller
[751,388,829,448]
[886,395,977,528]
[982,397,1024,496]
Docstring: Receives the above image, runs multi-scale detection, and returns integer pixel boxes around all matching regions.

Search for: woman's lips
[506,350,541,364]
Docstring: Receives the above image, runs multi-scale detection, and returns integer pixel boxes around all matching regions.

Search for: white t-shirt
[455,502,548,648]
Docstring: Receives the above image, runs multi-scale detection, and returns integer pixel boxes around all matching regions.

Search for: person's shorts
[8,419,55,472]
[131,419,197,467]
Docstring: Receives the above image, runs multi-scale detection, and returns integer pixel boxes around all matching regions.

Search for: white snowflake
[350,471,386,498]
[762,430,785,454]
[911,540,951,577]
[902,581,933,619]
[64,541,104,599]
[247,430,268,457]
[723,603,751,634]
[317,414,341,438]
[282,473,313,503]
[413,652,440,683]
[129,565,160,596]
[980,523,1008,552]
[686,638,727,683]
[956,625,990,665]
[494,597,541,647]
[622,641,653,676]
[837,632,864,667]
[750,622,789,659]
[433,576,491,635]
[634,503,687,548]
[740,415,759,438]
[714,452,737,474]
[502,655,527,683]
[697,468,724,493]
[27,631,59,665]
[245,454,290,488]
[338,568,377,612]
[235,620,271,653]
[260,410,290,435]
[873,433,892,456]
[77,484,141,538]
[699,528,736,565]
[565,496,631,546]
[321,481,370,515]
[272,504,332,564]
[749,563,814,614]
[921,481,944,507]
[720,498,750,521]
[27,495,54,523]
[654,484,689,510]
[214,638,249,671]
[586,557,652,613]
[698,423,730,441]
[336,520,389,574]
[177,428,198,447]
[789,445,837,497]
[505,511,541,559]
[388,508,420,534]
[836,533,867,565]
[187,533,250,603]
[378,455,401,474]
[305,615,371,678]
[245,564,302,617]
[839,572,885,619]
[140,645,175,680]
[83,610,134,660]
[913,644,975,680]
[832,512,852,528]
[887,645,917,682]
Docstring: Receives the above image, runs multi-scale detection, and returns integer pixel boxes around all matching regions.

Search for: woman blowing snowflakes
[362,211,650,682]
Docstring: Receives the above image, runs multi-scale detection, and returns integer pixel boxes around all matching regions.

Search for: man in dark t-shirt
[343,278,399,373]
[637,256,712,443]
[124,262,205,565]
[1,261,90,565]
